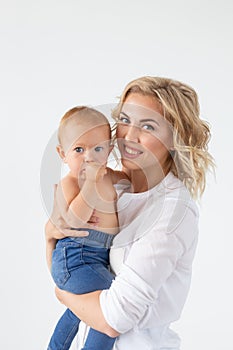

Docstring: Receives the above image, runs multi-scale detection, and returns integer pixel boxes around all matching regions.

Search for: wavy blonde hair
[112,76,215,198]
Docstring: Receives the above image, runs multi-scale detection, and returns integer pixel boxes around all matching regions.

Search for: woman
[45,76,214,349]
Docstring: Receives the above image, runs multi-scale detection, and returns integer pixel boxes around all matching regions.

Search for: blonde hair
[58,106,111,145]
[112,76,215,198]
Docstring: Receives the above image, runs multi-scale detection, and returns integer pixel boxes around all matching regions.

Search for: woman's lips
[123,144,143,159]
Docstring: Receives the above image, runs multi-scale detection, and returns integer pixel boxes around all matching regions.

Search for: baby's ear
[56,145,66,162]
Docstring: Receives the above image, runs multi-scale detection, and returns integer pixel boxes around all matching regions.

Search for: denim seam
[62,322,79,350]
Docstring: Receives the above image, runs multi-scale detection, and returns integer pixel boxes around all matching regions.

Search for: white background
[0,0,232,349]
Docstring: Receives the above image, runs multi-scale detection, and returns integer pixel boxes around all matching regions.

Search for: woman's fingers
[88,210,100,226]
[45,219,63,240]
[62,227,90,237]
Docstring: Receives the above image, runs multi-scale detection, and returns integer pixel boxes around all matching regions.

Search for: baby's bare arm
[57,180,97,228]
[57,163,107,227]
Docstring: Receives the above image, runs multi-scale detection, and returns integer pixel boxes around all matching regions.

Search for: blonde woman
[46,76,214,350]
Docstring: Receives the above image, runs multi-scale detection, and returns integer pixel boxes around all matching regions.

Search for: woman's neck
[128,165,170,193]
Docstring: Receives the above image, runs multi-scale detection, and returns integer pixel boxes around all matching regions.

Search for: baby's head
[57,106,113,170]
[58,106,111,151]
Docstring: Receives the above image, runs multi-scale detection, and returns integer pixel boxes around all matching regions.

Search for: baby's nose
[84,149,95,162]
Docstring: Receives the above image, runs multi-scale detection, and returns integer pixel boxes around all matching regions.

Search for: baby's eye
[142,124,155,131]
[74,147,84,153]
[94,146,104,152]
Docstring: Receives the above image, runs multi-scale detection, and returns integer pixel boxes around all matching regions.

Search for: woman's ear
[169,146,176,158]
[56,145,66,162]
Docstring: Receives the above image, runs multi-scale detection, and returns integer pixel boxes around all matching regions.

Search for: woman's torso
[108,172,199,349]
[75,172,199,350]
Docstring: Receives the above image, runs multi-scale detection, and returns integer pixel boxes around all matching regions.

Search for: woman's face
[116,93,173,174]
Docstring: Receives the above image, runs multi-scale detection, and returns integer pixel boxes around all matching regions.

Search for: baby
[47,106,128,350]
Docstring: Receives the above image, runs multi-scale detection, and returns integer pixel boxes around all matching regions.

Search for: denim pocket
[51,247,70,288]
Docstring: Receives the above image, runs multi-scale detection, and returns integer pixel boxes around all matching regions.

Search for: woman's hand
[45,185,101,269]
[48,184,73,238]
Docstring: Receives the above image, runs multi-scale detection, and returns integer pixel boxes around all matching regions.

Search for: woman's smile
[123,143,143,158]
[116,93,173,175]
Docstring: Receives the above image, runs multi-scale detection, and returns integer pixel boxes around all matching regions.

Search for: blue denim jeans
[48,229,116,350]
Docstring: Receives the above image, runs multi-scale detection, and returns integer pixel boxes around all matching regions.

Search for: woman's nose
[124,125,140,142]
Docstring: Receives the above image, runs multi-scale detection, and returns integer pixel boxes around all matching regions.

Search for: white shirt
[76,172,199,350]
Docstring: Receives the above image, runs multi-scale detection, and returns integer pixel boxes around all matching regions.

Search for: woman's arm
[55,203,198,334]
[55,287,119,338]
[54,230,183,335]
[45,220,59,270]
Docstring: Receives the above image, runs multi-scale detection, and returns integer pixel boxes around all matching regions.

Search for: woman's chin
[121,158,141,170]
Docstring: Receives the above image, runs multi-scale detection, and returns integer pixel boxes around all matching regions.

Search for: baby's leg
[48,241,84,350]
[82,328,115,350]
[47,309,80,350]
[49,239,115,350]
[70,262,116,350]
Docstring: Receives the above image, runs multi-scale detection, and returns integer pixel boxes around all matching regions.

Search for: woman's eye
[142,124,155,131]
[94,146,104,152]
[119,116,130,124]
[74,147,84,153]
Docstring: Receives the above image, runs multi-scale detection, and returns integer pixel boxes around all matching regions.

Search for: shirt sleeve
[99,203,198,333]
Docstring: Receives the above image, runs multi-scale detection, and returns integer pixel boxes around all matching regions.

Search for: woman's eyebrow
[120,111,160,126]
[119,111,130,118]
[140,118,160,126]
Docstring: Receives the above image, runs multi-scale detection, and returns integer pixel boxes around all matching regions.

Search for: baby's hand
[85,162,107,182]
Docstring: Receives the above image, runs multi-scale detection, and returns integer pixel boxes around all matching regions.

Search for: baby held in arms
[46,106,128,350]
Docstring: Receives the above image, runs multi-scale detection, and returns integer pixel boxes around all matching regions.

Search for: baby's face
[61,123,112,177]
